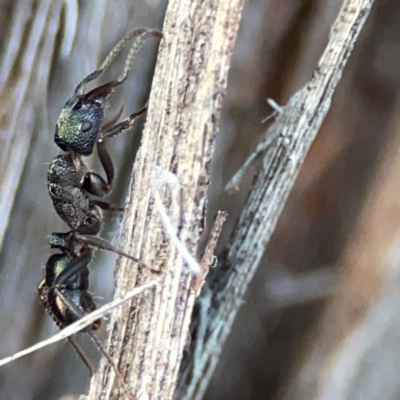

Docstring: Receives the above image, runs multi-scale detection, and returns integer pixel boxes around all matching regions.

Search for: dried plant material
[88,0,245,398]
[192,210,228,293]
[176,1,375,399]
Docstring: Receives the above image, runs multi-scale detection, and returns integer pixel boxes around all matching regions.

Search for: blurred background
[0,0,398,399]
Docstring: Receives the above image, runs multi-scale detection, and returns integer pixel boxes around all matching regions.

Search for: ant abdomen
[38,281,102,331]
[38,249,102,332]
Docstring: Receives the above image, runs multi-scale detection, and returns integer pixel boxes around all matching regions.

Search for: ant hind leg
[68,337,94,376]
[91,199,124,212]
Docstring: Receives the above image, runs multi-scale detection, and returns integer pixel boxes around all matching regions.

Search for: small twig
[192,211,228,293]
[225,91,301,192]
[0,278,159,367]
[152,169,227,290]
[200,211,228,268]
[261,98,283,123]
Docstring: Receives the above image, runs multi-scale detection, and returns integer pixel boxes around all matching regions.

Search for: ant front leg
[101,106,147,140]
[82,106,147,198]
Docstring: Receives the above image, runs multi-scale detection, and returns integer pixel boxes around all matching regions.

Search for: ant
[38,28,162,395]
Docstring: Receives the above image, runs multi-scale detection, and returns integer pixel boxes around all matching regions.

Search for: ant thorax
[48,151,91,231]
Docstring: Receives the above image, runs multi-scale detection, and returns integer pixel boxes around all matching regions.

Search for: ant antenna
[116,30,163,85]
[75,29,162,94]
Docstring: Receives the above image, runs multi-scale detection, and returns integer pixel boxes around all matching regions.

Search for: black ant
[38,28,162,395]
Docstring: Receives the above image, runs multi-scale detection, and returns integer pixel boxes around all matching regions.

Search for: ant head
[55,83,115,155]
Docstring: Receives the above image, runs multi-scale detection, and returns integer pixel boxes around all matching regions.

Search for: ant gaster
[38,234,134,400]
[38,232,101,374]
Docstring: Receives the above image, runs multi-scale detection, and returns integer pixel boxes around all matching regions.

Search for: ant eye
[80,121,93,133]
[74,101,82,110]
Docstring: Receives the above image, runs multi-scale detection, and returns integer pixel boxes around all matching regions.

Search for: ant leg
[75,233,160,274]
[87,331,134,400]
[68,337,94,376]
[101,106,147,140]
[52,249,92,290]
[55,289,134,399]
[91,199,124,212]
[82,106,147,197]
[77,204,103,236]
[82,170,111,196]
[102,105,124,132]
[76,234,141,264]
